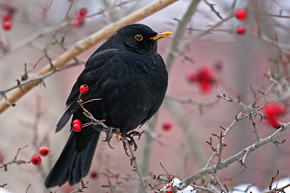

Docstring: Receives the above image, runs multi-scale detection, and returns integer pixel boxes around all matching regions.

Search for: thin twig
[212,173,226,192]
[123,137,146,193]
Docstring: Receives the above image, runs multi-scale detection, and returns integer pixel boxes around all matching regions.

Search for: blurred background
[0,0,290,192]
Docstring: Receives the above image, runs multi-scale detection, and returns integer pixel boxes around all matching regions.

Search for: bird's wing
[55,49,119,132]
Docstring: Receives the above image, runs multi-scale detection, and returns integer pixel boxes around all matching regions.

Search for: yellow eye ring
[135,34,143,41]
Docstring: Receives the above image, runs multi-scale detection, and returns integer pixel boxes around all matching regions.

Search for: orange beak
[150,31,172,40]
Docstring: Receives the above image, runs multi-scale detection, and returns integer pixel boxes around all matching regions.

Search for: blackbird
[45,24,171,188]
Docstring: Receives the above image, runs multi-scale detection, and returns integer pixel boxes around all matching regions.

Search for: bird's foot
[124,130,144,151]
[102,126,115,149]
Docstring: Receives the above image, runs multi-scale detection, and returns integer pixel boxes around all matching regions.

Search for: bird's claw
[102,126,114,149]
[125,130,144,151]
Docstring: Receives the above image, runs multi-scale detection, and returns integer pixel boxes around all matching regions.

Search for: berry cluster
[263,102,286,129]
[73,8,88,28]
[73,119,82,132]
[187,65,217,94]
[1,3,15,31]
[235,8,247,35]
[71,84,90,132]
[30,146,50,166]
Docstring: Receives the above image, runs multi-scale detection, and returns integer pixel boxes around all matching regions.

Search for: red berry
[31,154,41,165]
[199,66,213,81]
[39,146,50,156]
[166,185,174,193]
[235,9,247,21]
[187,71,198,82]
[162,122,172,131]
[73,17,83,27]
[267,117,281,129]
[73,124,82,132]
[90,170,99,179]
[79,8,88,17]
[72,119,82,126]
[2,13,12,22]
[276,103,286,115]
[200,81,212,93]
[79,84,89,94]
[3,21,12,30]
[264,102,278,117]
[236,25,246,35]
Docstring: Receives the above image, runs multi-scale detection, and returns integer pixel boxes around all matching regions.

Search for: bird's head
[108,24,172,53]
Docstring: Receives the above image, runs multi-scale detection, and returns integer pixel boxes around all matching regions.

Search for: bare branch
[178,122,290,189]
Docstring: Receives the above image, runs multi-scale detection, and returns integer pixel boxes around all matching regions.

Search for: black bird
[45,24,171,188]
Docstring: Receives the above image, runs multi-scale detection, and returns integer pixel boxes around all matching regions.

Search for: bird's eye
[135,34,143,41]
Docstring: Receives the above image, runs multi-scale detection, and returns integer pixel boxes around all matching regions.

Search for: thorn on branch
[43,49,56,72]
[272,139,286,147]
[16,79,24,92]
[204,0,224,20]
[21,63,28,81]
[0,92,16,107]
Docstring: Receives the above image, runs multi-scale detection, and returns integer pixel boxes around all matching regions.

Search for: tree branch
[178,122,290,189]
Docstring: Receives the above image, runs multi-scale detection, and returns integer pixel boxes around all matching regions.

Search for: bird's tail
[45,127,100,188]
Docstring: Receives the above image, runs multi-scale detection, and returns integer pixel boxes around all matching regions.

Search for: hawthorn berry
[166,185,174,193]
[79,84,89,94]
[267,117,281,129]
[72,119,82,126]
[187,65,217,94]
[264,102,277,116]
[73,8,87,28]
[276,103,286,115]
[78,8,88,17]
[39,146,50,156]
[235,9,247,21]
[162,122,172,131]
[90,170,99,179]
[73,18,84,27]
[31,154,41,165]
[3,21,12,30]
[73,124,82,132]
[263,102,286,129]
[2,13,12,22]
[199,66,215,82]
[200,81,211,93]
[236,25,246,35]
